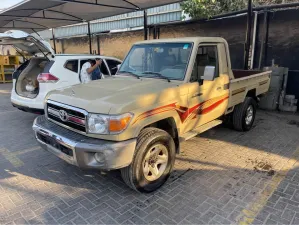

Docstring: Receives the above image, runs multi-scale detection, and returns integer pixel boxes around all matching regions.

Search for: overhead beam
[9,9,84,21]
[14,20,49,29]
[121,0,140,10]
[2,19,49,29]
[48,0,137,10]
[46,9,84,21]
[1,27,45,30]
[0,14,81,22]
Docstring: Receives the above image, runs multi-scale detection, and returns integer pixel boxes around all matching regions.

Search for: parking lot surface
[1,83,299,225]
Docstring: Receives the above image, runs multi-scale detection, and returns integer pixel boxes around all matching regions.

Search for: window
[79,59,109,75]
[65,60,79,73]
[106,59,121,75]
[80,60,88,70]
[119,43,193,81]
[190,45,218,82]
[100,61,109,75]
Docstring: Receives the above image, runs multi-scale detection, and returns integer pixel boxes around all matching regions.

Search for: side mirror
[201,66,215,81]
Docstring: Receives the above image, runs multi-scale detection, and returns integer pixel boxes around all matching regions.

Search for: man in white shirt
[80,59,103,83]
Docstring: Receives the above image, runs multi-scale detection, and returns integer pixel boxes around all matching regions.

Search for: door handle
[217,87,222,91]
[192,93,203,98]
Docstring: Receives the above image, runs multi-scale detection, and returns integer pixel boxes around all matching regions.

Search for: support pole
[250,11,258,69]
[87,22,92,54]
[244,0,253,70]
[258,11,268,69]
[97,35,100,55]
[52,28,57,54]
[143,10,148,40]
[264,13,270,67]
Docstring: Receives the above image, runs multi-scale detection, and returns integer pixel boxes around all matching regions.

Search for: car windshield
[118,43,193,81]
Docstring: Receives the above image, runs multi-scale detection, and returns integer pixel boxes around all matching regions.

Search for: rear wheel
[232,97,257,131]
[121,128,175,193]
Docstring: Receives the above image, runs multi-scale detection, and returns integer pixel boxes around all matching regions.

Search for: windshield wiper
[142,71,170,82]
[118,71,140,79]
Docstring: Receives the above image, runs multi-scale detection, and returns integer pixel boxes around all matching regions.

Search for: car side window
[79,59,109,75]
[65,60,79,73]
[100,61,109,75]
[190,45,219,83]
[106,59,121,75]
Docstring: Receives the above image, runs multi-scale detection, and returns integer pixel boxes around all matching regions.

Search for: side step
[179,119,223,142]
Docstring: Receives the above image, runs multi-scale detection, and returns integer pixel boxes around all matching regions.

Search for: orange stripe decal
[132,95,229,125]
[198,96,229,115]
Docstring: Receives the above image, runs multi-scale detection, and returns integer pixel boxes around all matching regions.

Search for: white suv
[1,31,122,114]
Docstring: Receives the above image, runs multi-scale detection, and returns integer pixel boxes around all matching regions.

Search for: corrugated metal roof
[36,3,182,39]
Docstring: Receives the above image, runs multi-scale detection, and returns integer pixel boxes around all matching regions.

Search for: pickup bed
[229,70,271,111]
[33,37,271,192]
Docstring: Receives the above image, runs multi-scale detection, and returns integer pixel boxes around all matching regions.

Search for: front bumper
[12,103,44,114]
[33,116,136,170]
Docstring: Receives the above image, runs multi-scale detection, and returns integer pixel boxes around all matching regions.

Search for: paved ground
[1,83,299,225]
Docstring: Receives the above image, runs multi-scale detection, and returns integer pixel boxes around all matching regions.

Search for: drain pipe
[250,11,258,69]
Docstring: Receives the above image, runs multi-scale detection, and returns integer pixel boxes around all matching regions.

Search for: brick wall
[51,30,144,60]
[50,16,248,68]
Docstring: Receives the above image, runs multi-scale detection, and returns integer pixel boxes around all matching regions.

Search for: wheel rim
[245,105,254,125]
[143,144,169,182]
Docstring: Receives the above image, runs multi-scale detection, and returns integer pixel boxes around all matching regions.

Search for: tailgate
[228,71,271,107]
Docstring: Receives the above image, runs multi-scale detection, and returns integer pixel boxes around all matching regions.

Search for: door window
[190,45,219,82]
[100,61,109,75]
[64,60,79,73]
[106,59,121,75]
[79,58,109,75]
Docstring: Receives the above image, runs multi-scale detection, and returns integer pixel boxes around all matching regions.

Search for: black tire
[121,127,176,193]
[232,97,257,131]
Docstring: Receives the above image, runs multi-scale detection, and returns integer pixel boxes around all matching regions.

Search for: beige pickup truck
[33,37,271,192]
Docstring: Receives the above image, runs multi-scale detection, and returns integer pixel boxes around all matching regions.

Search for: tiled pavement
[1,83,299,225]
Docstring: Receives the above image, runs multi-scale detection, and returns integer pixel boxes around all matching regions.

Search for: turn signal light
[109,114,132,133]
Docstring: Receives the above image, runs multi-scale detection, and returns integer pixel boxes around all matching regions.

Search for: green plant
[181,0,298,19]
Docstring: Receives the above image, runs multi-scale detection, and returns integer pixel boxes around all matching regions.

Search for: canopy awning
[0,0,182,33]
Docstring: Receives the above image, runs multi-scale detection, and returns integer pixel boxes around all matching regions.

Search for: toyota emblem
[59,110,69,122]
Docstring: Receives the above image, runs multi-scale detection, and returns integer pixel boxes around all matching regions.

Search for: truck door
[183,44,230,132]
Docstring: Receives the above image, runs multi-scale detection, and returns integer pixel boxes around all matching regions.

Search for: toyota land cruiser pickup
[33,37,271,192]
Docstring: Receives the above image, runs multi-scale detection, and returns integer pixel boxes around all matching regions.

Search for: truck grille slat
[47,101,87,133]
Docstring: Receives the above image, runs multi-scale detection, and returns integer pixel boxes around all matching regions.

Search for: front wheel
[232,97,257,131]
[121,128,176,193]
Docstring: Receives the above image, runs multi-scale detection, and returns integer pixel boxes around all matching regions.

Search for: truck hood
[47,76,183,114]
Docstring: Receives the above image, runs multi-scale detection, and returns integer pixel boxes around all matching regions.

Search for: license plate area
[37,132,73,157]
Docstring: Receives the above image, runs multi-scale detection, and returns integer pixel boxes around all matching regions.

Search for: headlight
[88,114,109,134]
[87,113,133,134]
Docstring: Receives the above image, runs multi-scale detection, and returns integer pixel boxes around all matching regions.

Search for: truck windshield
[118,43,193,81]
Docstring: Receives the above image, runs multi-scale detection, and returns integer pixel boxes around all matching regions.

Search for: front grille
[47,102,86,133]
[37,132,73,157]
